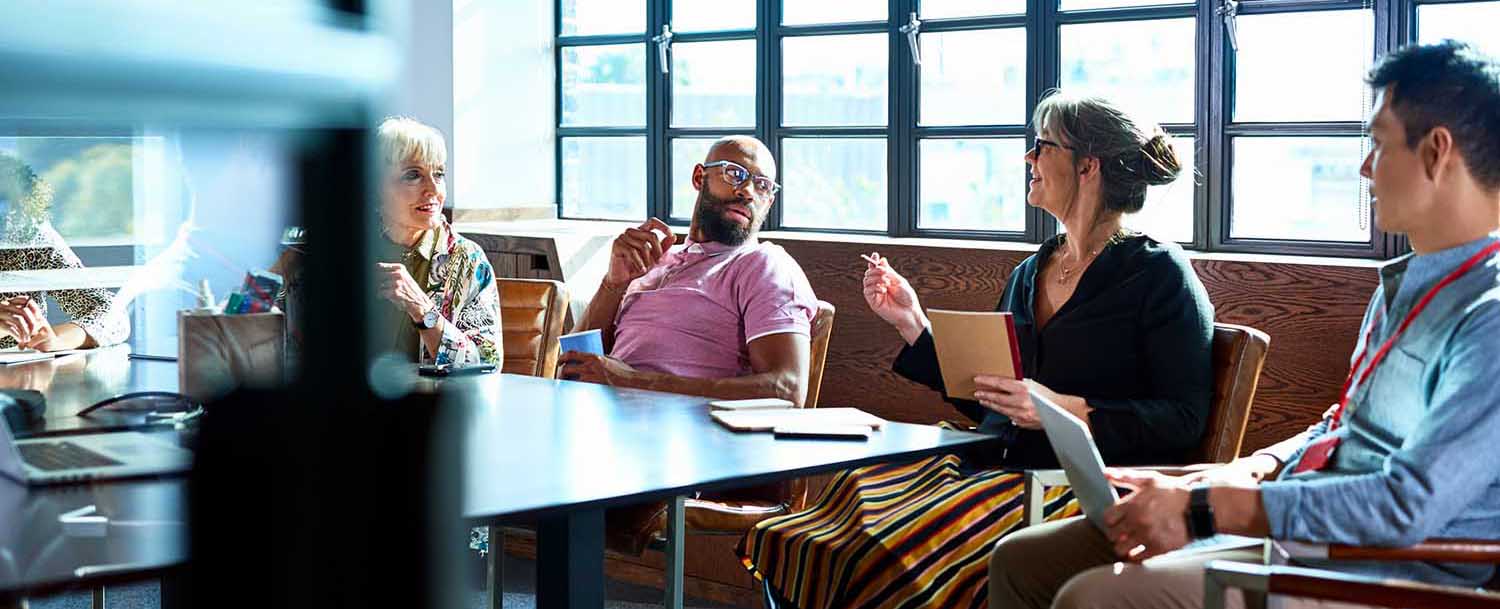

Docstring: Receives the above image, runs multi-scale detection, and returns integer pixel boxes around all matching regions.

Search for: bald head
[705,136,777,182]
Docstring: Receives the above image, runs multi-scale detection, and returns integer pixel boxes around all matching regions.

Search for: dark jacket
[893,234,1215,468]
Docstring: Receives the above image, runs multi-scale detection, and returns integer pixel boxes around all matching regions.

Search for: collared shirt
[0,222,129,348]
[892,234,1215,468]
[610,238,818,380]
[377,221,501,366]
[1261,232,1500,587]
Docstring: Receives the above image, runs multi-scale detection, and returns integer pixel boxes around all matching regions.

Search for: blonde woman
[371,117,501,366]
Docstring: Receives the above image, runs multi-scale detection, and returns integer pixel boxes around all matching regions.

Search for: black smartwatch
[1186,484,1216,539]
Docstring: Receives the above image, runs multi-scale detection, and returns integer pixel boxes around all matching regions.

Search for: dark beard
[693,189,757,246]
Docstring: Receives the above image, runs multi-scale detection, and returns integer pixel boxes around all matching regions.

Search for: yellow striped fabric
[740,455,1079,609]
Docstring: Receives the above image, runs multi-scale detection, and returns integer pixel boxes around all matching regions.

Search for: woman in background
[370,116,501,366]
[0,152,129,351]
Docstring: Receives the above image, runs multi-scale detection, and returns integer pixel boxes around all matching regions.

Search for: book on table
[926,309,1024,401]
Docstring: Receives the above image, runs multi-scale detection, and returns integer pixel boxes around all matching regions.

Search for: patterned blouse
[0,223,130,349]
[397,221,502,366]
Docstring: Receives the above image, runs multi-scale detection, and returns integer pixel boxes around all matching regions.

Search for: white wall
[386,0,456,174]
[452,0,555,211]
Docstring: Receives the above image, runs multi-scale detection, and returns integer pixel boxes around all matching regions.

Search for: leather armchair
[496,278,568,378]
[1023,322,1271,526]
[1204,539,1500,608]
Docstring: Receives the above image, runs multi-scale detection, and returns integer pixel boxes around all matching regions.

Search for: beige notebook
[710,407,886,432]
[927,309,1024,400]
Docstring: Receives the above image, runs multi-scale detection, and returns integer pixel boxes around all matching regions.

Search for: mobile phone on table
[417,363,498,377]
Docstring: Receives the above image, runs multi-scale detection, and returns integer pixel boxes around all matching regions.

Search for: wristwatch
[1186,484,1217,539]
[413,305,440,330]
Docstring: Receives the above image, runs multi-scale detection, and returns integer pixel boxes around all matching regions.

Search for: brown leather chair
[1022,322,1271,525]
[1204,540,1500,608]
[497,278,568,378]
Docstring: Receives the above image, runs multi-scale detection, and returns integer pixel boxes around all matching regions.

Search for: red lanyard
[1328,240,1500,430]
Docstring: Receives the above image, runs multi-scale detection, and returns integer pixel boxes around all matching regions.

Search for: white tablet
[1029,388,1120,531]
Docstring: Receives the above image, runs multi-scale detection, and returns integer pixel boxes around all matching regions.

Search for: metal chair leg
[664,495,685,609]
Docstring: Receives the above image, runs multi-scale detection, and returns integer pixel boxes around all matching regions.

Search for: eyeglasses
[1030,137,1075,156]
[701,160,781,198]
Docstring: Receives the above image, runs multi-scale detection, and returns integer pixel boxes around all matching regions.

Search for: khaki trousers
[988,516,1372,609]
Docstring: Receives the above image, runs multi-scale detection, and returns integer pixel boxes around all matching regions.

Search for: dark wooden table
[0,349,188,605]
[0,348,180,437]
[0,476,186,605]
[455,374,1001,609]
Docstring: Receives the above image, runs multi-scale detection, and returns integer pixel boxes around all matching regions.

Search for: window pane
[1060,19,1195,124]
[921,0,1025,18]
[675,1,755,31]
[672,40,756,128]
[1231,137,1368,242]
[1420,2,1499,56]
[781,138,887,230]
[1,136,138,242]
[783,34,889,126]
[918,139,1027,231]
[561,137,646,220]
[671,138,719,218]
[1062,0,1191,11]
[920,29,1027,126]
[1235,11,1372,122]
[784,0,886,25]
[1124,137,1195,243]
[561,0,644,36]
[561,44,646,127]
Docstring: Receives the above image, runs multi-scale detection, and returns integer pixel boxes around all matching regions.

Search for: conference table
[0,351,1001,609]
[0,348,187,606]
[456,374,1001,609]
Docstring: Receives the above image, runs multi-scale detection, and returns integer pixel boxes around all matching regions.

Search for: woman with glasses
[741,92,1213,609]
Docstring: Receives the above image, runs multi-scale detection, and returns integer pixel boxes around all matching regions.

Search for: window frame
[552,0,1454,258]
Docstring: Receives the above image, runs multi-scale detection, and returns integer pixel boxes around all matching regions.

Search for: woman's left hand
[973,376,1042,429]
[0,296,59,351]
[376,263,434,321]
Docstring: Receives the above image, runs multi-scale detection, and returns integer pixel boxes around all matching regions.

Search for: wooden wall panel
[772,238,1380,454]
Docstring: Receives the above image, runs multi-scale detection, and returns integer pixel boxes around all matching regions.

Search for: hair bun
[1137,133,1182,186]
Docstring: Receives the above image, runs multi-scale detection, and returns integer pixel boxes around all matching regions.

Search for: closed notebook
[927,309,1024,401]
[710,407,886,432]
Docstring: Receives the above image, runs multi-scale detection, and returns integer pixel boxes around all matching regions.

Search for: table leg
[663,495,685,609]
[536,508,604,609]
[487,525,504,609]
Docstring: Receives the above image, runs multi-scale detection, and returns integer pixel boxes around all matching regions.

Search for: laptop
[1029,388,1260,554]
[0,417,192,485]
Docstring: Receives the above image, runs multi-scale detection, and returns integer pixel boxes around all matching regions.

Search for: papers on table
[710,407,886,432]
[0,348,95,366]
[0,349,54,366]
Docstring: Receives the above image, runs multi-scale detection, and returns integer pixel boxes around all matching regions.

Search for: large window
[555,0,1493,257]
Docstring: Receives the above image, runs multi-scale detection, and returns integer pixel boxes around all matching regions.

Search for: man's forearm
[1208,484,1271,537]
[618,368,807,407]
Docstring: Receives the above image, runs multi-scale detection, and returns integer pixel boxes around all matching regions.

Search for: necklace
[1052,230,1127,286]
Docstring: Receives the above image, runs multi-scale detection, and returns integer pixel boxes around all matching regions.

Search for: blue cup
[559,329,604,356]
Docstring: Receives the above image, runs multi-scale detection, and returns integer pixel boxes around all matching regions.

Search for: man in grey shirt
[989,40,1500,609]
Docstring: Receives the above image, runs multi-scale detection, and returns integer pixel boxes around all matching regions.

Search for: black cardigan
[893,234,1215,469]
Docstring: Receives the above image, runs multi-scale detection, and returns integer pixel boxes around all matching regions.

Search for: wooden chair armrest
[1204,560,1500,609]
[1276,539,1500,564]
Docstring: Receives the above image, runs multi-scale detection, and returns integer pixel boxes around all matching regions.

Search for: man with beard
[560,136,819,407]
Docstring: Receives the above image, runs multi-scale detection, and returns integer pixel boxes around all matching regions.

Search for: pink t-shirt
[610,239,818,379]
